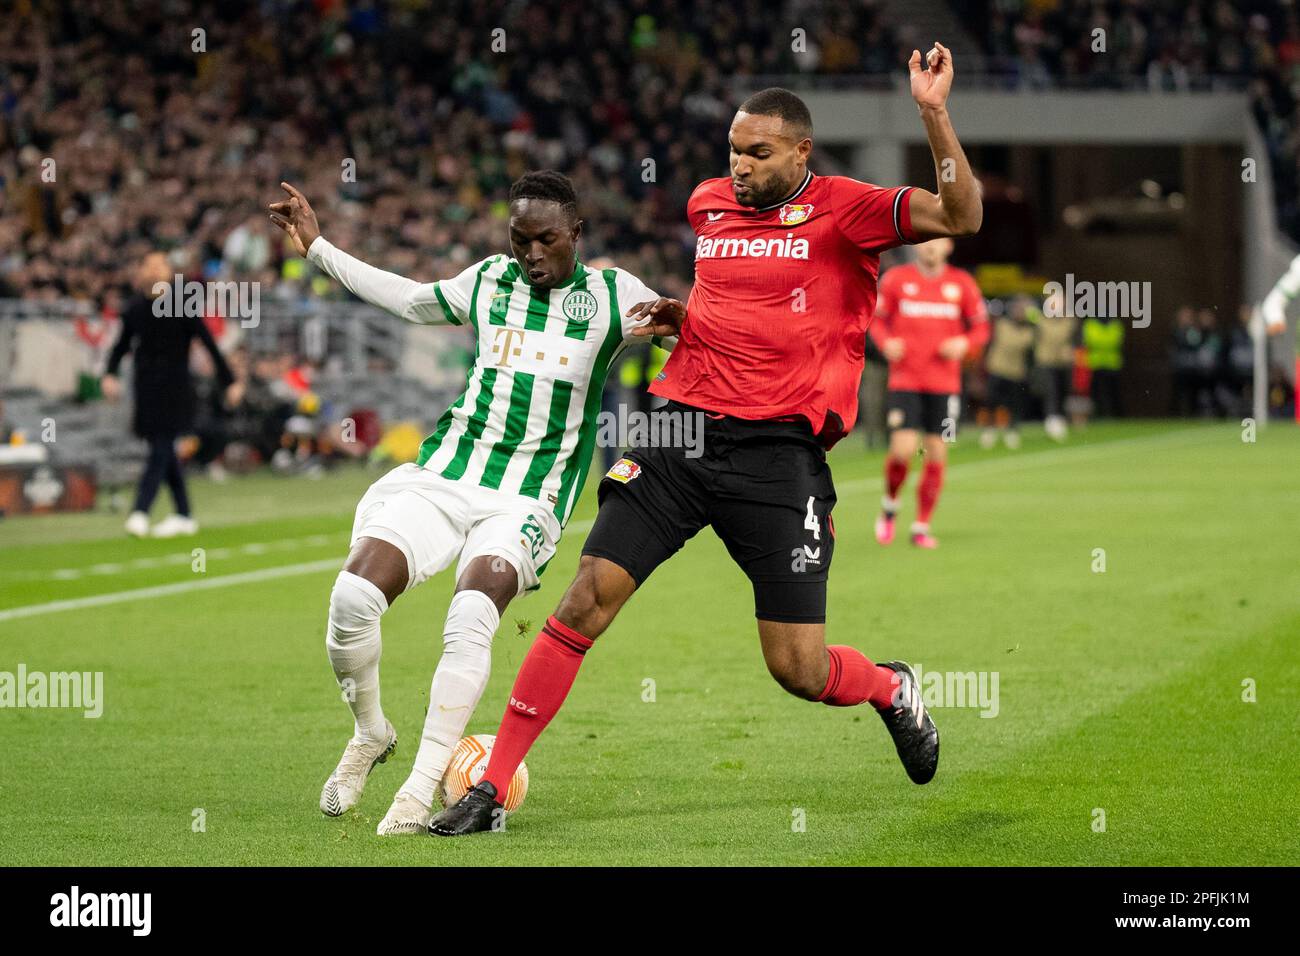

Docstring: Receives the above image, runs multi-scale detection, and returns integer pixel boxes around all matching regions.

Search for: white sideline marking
[0,517,597,623]
[10,534,345,581]
[0,559,343,623]
[0,427,1215,624]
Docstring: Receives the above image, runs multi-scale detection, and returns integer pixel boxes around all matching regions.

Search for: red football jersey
[650,172,915,447]
[870,262,988,394]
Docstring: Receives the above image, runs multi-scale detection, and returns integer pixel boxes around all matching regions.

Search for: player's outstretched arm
[905,43,983,240]
[626,297,685,340]
[1261,252,1300,335]
[268,182,455,325]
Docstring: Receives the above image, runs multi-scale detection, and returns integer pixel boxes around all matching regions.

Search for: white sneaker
[320,721,397,817]
[376,790,434,836]
[151,514,198,537]
[978,429,998,450]
[124,511,150,538]
[1044,415,1069,442]
[1003,430,1022,450]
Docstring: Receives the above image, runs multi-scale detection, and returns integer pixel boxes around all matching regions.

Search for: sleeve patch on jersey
[605,458,642,483]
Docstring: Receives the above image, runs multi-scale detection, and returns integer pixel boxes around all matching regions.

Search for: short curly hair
[509,170,578,219]
[738,88,813,142]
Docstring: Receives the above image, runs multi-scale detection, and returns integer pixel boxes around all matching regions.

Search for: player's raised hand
[627,297,686,338]
[909,42,954,112]
[268,182,321,257]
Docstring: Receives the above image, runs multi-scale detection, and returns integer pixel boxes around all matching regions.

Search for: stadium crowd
[1,0,1295,475]
[0,0,902,306]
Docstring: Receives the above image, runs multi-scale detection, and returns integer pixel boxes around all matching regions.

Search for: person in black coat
[102,252,240,537]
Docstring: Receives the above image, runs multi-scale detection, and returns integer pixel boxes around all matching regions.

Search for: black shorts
[886,390,960,436]
[986,375,1027,421]
[581,401,836,624]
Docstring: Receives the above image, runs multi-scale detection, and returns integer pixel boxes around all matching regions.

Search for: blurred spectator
[102,251,237,537]
[1082,314,1125,419]
[1169,305,1202,416]
[1223,305,1257,416]
[979,295,1038,449]
[1034,289,1077,441]
[1192,307,1225,415]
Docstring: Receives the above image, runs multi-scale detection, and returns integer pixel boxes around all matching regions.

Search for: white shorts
[349,463,561,596]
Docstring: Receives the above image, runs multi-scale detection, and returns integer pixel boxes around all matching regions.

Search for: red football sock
[481,616,593,797]
[917,459,945,524]
[817,645,899,710]
[884,455,909,503]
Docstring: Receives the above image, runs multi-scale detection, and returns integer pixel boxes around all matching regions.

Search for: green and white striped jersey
[307,239,661,526]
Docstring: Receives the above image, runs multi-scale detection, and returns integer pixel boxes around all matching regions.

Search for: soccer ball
[438,734,529,813]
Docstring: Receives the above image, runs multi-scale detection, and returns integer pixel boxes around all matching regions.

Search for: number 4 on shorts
[804,496,820,541]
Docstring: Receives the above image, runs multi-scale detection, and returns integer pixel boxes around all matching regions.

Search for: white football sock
[325,570,389,740]
[400,589,499,808]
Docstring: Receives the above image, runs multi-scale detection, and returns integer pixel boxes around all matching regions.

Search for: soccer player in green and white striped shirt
[268,173,682,834]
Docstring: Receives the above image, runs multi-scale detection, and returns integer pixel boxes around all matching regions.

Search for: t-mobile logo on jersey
[491,328,574,370]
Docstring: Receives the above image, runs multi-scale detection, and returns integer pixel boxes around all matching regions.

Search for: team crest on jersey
[942,282,962,301]
[562,289,599,324]
[903,282,919,296]
[778,203,814,226]
[605,458,641,483]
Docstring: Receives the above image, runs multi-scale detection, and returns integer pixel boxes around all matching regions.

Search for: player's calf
[759,622,833,700]
[763,630,940,785]
[553,555,637,639]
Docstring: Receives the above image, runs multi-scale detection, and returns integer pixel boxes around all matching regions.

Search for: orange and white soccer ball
[438,734,529,813]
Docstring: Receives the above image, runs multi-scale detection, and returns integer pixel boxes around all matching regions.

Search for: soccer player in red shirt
[432,42,982,835]
[871,237,988,549]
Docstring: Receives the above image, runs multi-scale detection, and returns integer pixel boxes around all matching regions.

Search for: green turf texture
[1,420,1296,865]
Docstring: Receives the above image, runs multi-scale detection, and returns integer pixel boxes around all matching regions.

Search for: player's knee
[456,555,518,615]
[327,570,388,645]
[889,437,917,461]
[923,438,948,464]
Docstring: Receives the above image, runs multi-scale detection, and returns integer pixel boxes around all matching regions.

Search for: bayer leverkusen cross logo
[778,203,813,226]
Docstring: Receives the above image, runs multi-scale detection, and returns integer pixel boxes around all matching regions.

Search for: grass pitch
[1,420,1296,866]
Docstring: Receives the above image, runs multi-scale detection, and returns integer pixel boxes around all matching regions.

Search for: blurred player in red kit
[871,237,988,548]
[432,43,983,835]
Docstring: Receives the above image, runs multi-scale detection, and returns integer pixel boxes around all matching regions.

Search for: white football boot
[376,790,434,836]
[151,514,198,537]
[124,511,150,538]
[320,721,397,817]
